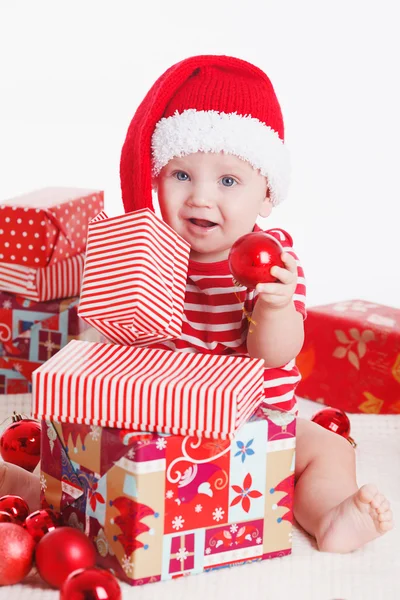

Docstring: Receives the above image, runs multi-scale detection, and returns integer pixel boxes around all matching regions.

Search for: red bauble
[35,527,97,589]
[0,510,16,523]
[228,231,285,288]
[0,522,36,585]
[0,495,30,523]
[0,413,41,472]
[24,508,62,543]
[311,407,356,446]
[61,567,122,600]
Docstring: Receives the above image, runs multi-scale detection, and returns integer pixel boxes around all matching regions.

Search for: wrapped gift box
[32,340,265,439]
[78,209,190,346]
[38,402,296,585]
[0,292,102,394]
[0,187,104,267]
[0,252,85,302]
[296,299,400,413]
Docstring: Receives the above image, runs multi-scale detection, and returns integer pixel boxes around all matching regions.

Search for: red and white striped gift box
[78,209,190,345]
[0,253,85,301]
[32,339,265,439]
[0,187,103,267]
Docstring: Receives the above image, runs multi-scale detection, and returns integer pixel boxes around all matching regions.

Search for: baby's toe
[376,499,390,514]
[378,509,393,523]
[370,492,385,510]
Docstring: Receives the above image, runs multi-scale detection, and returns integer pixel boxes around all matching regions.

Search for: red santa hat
[120,55,289,214]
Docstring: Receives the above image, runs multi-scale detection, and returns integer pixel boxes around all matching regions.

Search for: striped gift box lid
[32,340,265,440]
[0,253,85,302]
[78,210,190,346]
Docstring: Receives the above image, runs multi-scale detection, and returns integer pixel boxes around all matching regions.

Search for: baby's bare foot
[0,462,41,512]
[316,484,393,553]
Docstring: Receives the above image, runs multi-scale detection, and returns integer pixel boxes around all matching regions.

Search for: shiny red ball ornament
[61,567,122,600]
[24,508,62,543]
[0,413,41,472]
[0,510,16,523]
[35,526,97,589]
[0,522,36,585]
[311,407,356,446]
[0,494,30,523]
[228,231,285,288]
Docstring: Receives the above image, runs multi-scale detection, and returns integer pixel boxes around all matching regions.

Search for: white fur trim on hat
[151,109,290,206]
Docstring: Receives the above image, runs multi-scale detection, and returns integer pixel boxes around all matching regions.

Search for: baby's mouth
[189,218,218,228]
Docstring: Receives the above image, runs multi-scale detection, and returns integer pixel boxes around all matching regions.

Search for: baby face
[154,152,272,262]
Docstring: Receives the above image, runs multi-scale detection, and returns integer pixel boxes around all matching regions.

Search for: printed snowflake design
[156,437,167,450]
[231,473,262,513]
[2,299,12,310]
[12,362,22,373]
[122,554,135,577]
[40,474,47,491]
[256,537,262,544]
[47,423,57,453]
[44,339,57,352]
[230,523,238,534]
[89,425,101,441]
[172,515,185,530]
[127,447,136,460]
[175,547,189,562]
[194,504,203,513]
[212,507,225,522]
[234,439,255,463]
[166,490,174,499]
[205,547,211,555]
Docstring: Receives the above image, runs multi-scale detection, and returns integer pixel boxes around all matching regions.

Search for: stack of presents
[1,189,399,587]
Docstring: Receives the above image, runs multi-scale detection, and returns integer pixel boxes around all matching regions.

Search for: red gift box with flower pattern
[296,299,400,413]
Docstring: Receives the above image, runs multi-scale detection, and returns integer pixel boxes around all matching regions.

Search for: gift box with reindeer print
[34,340,296,586]
[296,299,400,413]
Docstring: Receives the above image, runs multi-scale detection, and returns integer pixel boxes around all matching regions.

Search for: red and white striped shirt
[154,228,306,413]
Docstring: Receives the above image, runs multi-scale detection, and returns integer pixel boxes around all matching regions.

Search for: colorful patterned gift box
[78,209,190,346]
[0,292,102,394]
[33,341,295,586]
[296,299,400,413]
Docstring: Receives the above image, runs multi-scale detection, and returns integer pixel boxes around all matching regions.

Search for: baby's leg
[294,418,393,553]
[0,462,41,512]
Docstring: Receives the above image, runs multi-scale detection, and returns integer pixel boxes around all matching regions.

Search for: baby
[0,54,393,553]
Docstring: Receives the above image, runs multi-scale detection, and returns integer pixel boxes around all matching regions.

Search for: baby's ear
[259,189,273,218]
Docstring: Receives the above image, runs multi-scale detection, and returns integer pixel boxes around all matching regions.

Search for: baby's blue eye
[221,176,237,187]
[174,171,189,181]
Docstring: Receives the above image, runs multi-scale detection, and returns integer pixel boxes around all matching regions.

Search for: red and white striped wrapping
[32,339,265,439]
[78,209,190,345]
[0,253,85,301]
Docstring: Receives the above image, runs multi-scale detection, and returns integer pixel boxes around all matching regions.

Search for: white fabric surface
[0,395,399,600]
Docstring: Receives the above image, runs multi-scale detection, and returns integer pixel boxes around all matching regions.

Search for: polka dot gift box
[0,187,104,301]
[0,187,103,268]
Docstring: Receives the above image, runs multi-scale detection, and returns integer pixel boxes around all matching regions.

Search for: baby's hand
[255,252,297,310]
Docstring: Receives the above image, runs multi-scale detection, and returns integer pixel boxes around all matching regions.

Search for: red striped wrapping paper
[32,339,265,439]
[0,253,85,301]
[78,209,190,345]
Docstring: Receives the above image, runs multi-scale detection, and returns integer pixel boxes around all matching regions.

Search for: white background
[0,0,399,308]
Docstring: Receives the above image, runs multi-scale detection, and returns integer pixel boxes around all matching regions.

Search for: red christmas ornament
[35,526,97,589]
[61,567,122,600]
[0,495,30,523]
[311,407,356,447]
[228,231,285,288]
[0,413,41,472]
[0,522,36,585]
[24,508,62,543]
[0,510,16,523]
